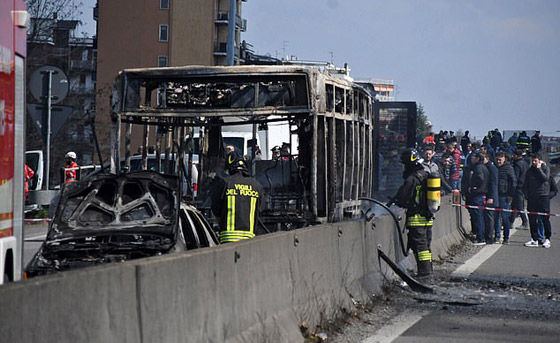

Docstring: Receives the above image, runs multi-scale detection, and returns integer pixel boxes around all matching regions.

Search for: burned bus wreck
[109,65,376,230]
[26,66,420,276]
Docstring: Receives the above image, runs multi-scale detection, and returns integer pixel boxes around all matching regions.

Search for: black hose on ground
[360,197,434,293]
[359,197,409,257]
[377,246,434,294]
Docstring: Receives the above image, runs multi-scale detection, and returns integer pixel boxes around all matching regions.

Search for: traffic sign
[27,103,74,140]
[28,66,69,104]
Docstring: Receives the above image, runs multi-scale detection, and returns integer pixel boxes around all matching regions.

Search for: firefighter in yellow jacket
[394,148,436,281]
[211,151,263,243]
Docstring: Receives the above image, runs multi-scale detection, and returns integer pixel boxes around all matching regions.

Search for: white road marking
[452,244,501,278]
[361,219,529,342]
[361,311,427,343]
[452,226,518,278]
[25,234,46,241]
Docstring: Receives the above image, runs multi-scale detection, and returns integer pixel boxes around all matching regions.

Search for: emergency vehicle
[0,0,28,284]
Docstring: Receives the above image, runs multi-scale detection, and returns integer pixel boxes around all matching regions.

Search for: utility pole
[44,69,53,189]
[226,0,237,65]
[281,40,288,60]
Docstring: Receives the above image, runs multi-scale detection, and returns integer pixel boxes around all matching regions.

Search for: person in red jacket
[445,143,462,189]
[24,164,34,200]
[423,132,435,147]
[64,151,79,183]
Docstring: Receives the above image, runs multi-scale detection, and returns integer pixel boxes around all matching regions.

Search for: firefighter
[211,151,263,243]
[24,164,34,200]
[515,131,531,153]
[225,145,236,154]
[64,151,79,183]
[271,146,281,160]
[393,148,435,282]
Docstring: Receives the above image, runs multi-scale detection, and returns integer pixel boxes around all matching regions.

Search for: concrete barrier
[0,195,467,343]
[0,262,140,343]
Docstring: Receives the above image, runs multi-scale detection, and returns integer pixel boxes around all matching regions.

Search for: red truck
[0,0,27,284]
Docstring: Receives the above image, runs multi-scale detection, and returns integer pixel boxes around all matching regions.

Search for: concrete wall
[0,196,466,343]
[171,0,215,66]
[96,0,172,158]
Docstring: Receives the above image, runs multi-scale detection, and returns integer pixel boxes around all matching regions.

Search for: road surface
[332,175,560,343]
[23,221,48,268]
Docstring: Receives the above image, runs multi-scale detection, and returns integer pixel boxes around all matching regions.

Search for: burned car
[26,171,218,277]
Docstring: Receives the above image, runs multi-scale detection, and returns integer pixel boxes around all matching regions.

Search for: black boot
[417,260,433,284]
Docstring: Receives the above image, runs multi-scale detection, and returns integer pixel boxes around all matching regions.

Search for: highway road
[332,174,560,343]
[21,176,559,342]
[23,221,48,268]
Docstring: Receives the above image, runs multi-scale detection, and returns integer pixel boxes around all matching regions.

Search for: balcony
[213,42,242,61]
[71,84,95,95]
[70,60,96,72]
[215,11,247,32]
[213,42,227,56]
[236,17,247,32]
[215,11,229,23]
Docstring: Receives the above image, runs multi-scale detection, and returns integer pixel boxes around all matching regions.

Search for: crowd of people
[421,129,557,248]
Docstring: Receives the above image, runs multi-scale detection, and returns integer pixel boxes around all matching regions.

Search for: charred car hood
[48,171,179,241]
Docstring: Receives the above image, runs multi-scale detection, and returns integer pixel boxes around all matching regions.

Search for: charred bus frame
[110,65,375,229]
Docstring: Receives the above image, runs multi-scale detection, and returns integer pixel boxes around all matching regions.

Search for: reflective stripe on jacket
[211,173,263,243]
[395,166,433,226]
[516,135,531,150]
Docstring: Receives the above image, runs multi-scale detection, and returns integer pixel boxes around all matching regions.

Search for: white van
[193,122,295,160]
[25,150,44,191]
[123,154,199,198]
[221,122,294,160]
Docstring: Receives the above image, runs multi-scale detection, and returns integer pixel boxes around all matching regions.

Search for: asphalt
[23,221,48,268]
[466,187,560,283]
[21,176,560,343]
[332,176,560,343]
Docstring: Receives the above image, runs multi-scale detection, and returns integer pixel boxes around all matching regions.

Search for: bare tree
[26,0,83,42]
[25,0,85,66]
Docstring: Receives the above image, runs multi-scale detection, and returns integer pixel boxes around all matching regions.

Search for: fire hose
[359,197,434,293]
[359,197,408,257]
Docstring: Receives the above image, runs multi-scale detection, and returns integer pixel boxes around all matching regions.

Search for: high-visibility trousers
[219,230,255,243]
[406,218,433,277]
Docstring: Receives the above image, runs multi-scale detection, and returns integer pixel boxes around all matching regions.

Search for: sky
[76,0,97,36]
[74,0,560,139]
[241,0,560,139]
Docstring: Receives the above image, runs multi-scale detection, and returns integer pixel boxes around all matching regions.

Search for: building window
[160,0,169,9]
[159,24,169,42]
[158,56,168,67]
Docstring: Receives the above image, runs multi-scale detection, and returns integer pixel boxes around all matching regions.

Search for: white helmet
[65,151,77,160]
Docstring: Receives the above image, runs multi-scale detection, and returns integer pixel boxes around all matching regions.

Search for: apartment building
[96,0,248,160]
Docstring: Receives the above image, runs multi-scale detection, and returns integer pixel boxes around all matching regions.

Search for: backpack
[412,170,441,218]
